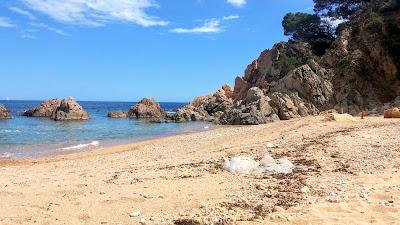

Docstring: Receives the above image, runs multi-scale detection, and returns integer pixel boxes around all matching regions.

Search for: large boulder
[127,98,166,119]
[169,85,233,122]
[51,98,90,121]
[0,104,11,119]
[220,87,279,125]
[23,99,61,117]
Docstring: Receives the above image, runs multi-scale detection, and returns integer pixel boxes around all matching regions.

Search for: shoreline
[0,124,224,167]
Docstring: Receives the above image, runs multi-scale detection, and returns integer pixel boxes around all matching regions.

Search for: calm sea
[0,100,211,159]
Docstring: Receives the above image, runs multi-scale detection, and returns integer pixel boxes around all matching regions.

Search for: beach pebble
[301,186,310,193]
[260,155,276,167]
[129,210,141,217]
[273,206,285,212]
[266,143,276,148]
[139,218,146,225]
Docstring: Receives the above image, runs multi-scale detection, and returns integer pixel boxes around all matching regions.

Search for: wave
[1,152,14,158]
[0,129,21,133]
[61,141,100,151]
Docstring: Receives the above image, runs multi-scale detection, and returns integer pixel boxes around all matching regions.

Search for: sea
[0,100,212,159]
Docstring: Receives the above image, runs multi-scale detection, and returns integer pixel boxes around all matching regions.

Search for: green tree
[313,0,380,18]
[282,12,335,55]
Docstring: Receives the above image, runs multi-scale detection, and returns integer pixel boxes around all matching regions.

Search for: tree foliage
[313,0,366,19]
[282,12,335,55]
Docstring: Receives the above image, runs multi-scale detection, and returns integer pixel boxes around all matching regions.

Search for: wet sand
[0,116,399,224]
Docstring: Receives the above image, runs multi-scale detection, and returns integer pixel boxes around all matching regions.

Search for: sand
[0,116,399,225]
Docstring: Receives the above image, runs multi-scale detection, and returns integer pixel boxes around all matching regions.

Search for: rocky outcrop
[168,85,233,122]
[51,98,90,121]
[0,104,11,119]
[172,3,400,125]
[220,87,278,125]
[322,7,400,115]
[108,111,127,118]
[127,98,166,119]
[23,99,61,117]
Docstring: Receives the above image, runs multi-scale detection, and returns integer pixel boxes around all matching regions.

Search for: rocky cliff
[174,3,400,125]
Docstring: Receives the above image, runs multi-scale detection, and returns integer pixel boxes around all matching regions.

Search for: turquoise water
[0,100,211,159]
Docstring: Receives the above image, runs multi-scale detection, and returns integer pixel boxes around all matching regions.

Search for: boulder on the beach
[23,99,61,117]
[169,84,233,123]
[323,112,355,122]
[0,103,11,119]
[219,87,279,125]
[384,108,400,118]
[127,98,166,119]
[108,111,127,118]
[51,97,90,121]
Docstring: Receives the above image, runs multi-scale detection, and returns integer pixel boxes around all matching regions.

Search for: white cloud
[22,0,168,27]
[0,17,15,28]
[227,0,246,7]
[9,7,37,20]
[170,19,221,34]
[222,15,239,20]
[170,15,240,35]
[30,22,67,35]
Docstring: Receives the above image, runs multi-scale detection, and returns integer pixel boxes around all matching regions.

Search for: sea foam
[61,141,100,151]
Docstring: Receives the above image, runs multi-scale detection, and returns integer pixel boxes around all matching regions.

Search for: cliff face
[174,3,400,125]
[323,7,400,113]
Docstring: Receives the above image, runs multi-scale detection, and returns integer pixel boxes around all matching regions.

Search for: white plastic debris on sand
[222,156,259,174]
[223,154,295,175]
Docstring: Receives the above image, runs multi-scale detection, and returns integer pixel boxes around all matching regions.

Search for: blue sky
[0,0,313,102]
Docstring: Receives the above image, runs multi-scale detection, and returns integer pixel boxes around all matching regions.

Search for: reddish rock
[127,98,166,119]
[23,99,61,117]
[51,97,90,121]
[0,104,11,119]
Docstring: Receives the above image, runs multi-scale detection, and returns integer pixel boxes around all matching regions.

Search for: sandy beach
[0,116,399,225]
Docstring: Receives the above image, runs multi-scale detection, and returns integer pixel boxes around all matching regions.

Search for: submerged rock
[51,97,90,121]
[127,98,166,119]
[0,104,11,119]
[108,111,127,118]
[23,99,61,117]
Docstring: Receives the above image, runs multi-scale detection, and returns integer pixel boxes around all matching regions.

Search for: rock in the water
[23,99,61,117]
[0,104,11,119]
[127,98,166,119]
[51,97,90,121]
[108,111,127,118]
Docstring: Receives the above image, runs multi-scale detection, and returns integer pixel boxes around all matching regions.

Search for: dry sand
[0,116,399,225]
